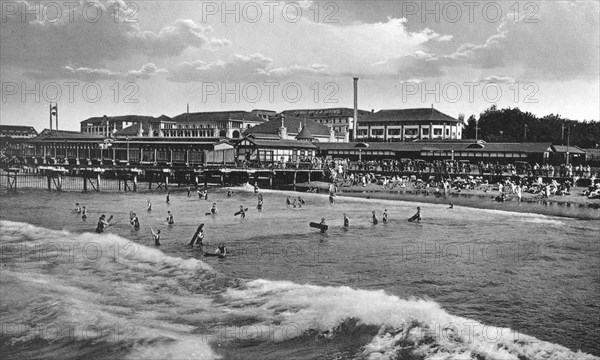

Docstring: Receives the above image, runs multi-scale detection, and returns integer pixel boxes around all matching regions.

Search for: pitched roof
[296,122,314,140]
[241,137,317,149]
[171,111,267,123]
[317,141,553,153]
[243,115,332,137]
[32,129,105,141]
[360,108,460,123]
[551,145,586,154]
[81,115,157,124]
[280,108,371,118]
[0,125,38,133]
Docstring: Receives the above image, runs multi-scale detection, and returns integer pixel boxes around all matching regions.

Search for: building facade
[0,125,38,139]
[357,107,463,141]
[280,108,370,142]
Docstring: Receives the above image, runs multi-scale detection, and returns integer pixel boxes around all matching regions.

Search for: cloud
[0,0,230,76]
[373,2,599,81]
[166,54,328,83]
[477,75,517,85]
[24,63,166,82]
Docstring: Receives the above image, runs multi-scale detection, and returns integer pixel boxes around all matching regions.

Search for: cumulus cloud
[372,2,599,81]
[166,54,328,82]
[0,0,230,77]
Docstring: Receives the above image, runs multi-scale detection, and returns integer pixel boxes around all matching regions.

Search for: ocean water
[0,186,598,359]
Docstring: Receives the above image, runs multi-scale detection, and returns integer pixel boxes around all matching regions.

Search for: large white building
[357,107,463,141]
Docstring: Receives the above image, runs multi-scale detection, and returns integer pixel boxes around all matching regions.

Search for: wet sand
[295,181,600,219]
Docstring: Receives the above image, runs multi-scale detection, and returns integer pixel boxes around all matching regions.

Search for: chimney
[353,77,358,142]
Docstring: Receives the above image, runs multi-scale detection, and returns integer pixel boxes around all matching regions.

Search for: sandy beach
[295,181,600,219]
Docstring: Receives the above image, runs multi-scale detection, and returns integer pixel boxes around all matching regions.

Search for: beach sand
[294,181,600,219]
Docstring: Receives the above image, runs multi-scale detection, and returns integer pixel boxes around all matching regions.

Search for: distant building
[357,107,462,141]
[243,114,345,143]
[80,115,155,136]
[96,110,276,140]
[0,125,38,139]
[280,108,369,141]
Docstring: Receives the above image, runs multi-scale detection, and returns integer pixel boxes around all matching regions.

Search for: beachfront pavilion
[356,107,463,142]
[316,141,556,164]
[237,134,318,165]
[18,130,233,167]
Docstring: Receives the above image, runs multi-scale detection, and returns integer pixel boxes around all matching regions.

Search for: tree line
[462,105,600,148]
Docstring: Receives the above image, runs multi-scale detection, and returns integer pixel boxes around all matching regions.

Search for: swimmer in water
[215,242,228,256]
[372,211,378,225]
[408,207,421,222]
[166,211,174,224]
[343,213,350,227]
[95,214,108,233]
[210,203,218,214]
[147,199,152,211]
[81,206,87,220]
[319,218,327,233]
[382,209,388,223]
[237,205,246,219]
[189,223,204,246]
[151,227,161,246]
[130,213,140,230]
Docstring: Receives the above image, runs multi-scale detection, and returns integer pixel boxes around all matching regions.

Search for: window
[388,129,402,136]
[405,129,418,136]
[434,128,442,135]
[422,128,430,136]
[371,129,384,136]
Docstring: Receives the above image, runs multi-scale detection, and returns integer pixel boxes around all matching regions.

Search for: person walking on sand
[166,192,171,204]
[372,211,378,225]
[166,211,174,224]
[81,206,87,220]
[343,213,350,227]
[382,209,388,223]
[187,186,191,197]
[147,199,152,211]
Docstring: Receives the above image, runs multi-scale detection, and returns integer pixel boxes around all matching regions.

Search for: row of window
[422,151,528,158]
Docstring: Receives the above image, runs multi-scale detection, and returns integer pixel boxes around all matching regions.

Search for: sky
[1,0,599,132]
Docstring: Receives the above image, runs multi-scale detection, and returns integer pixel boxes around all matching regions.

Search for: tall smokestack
[353,77,358,142]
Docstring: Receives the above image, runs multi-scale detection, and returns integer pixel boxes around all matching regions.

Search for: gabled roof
[551,145,586,154]
[171,111,267,123]
[360,108,460,123]
[280,108,371,118]
[81,115,157,124]
[317,141,553,153]
[240,137,317,149]
[32,129,105,141]
[0,125,38,133]
[243,115,332,137]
